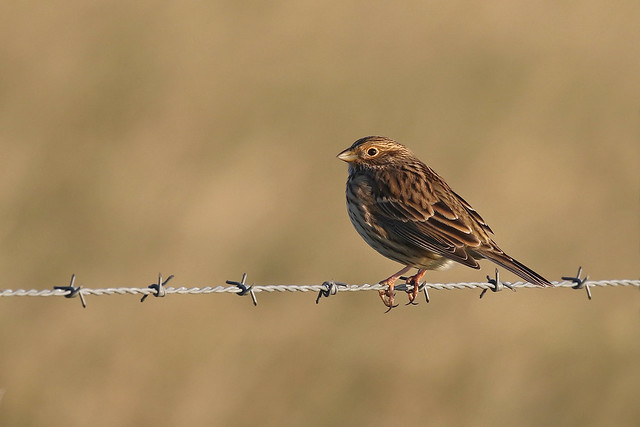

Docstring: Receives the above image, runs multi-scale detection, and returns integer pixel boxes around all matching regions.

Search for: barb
[421,283,430,303]
[1,273,639,307]
[141,273,174,303]
[562,266,591,300]
[315,281,349,304]
[53,274,87,308]
[226,273,258,306]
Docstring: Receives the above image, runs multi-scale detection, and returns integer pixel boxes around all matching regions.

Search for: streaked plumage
[337,136,552,308]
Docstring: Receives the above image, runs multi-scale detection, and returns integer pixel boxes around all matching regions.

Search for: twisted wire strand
[1,279,638,298]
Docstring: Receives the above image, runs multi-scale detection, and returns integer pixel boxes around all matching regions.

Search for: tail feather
[476,249,553,287]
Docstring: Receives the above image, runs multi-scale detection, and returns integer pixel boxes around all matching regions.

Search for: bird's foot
[378,287,397,310]
[404,270,426,305]
[377,266,413,310]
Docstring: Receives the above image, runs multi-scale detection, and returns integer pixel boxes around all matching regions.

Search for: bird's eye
[367,147,378,156]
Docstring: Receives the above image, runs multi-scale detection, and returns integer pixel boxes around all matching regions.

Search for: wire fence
[0,268,638,308]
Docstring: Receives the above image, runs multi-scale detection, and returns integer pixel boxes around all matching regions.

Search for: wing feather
[372,164,491,267]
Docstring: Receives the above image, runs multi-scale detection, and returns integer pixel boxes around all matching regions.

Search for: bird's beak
[337,148,358,162]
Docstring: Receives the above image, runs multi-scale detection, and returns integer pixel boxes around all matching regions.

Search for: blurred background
[0,0,638,425]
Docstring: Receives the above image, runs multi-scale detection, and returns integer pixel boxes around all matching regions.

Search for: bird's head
[337,136,412,168]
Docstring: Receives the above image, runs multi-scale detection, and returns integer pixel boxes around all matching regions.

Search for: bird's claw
[405,288,419,305]
[384,305,398,313]
[404,275,422,306]
[378,288,397,310]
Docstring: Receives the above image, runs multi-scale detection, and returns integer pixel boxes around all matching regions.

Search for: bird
[337,136,552,308]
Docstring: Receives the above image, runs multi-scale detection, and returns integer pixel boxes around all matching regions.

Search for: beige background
[1,1,638,425]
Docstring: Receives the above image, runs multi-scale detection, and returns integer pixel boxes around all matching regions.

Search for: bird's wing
[451,189,494,235]
[373,168,491,268]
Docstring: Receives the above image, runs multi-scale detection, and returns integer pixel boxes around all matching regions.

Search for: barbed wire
[0,268,638,308]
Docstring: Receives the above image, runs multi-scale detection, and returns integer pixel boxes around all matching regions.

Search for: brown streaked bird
[337,136,552,308]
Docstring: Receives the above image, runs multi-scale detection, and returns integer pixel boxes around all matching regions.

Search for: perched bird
[337,136,552,308]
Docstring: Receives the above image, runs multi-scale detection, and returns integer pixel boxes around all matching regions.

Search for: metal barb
[395,282,409,291]
[53,273,87,308]
[226,273,257,306]
[141,273,174,302]
[420,282,430,303]
[479,269,514,299]
[315,281,347,304]
[562,266,591,300]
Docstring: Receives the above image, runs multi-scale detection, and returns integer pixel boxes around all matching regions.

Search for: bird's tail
[476,248,553,287]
